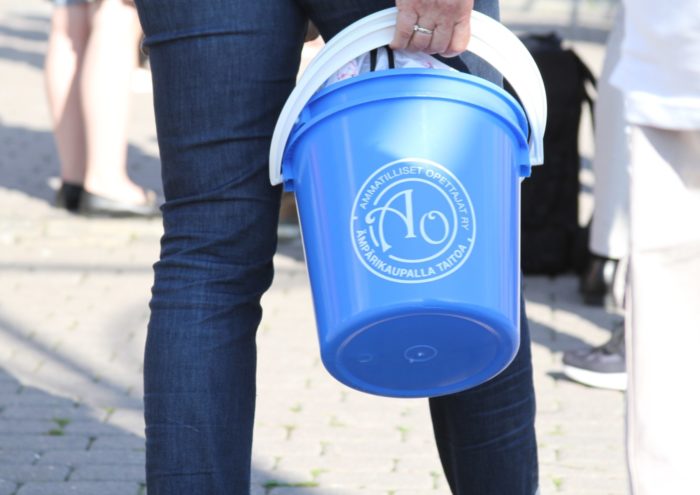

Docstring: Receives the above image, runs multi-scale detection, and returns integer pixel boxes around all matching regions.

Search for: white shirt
[611,1,700,130]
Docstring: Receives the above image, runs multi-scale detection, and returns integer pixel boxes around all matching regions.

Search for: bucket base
[324,308,518,398]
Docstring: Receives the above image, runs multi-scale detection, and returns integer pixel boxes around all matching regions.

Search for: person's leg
[626,126,700,495]
[134,1,307,493]
[579,8,629,310]
[562,11,628,391]
[45,2,91,195]
[81,0,147,204]
[429,302,538,494]
[589,8,629,263]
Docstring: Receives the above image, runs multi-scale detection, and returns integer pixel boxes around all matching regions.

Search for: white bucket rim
[269,7,547,186]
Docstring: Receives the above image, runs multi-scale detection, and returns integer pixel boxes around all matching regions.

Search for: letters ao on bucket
[352,158,475,284]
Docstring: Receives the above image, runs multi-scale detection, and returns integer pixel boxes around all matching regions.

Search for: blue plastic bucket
[270,8,546,398]
[281,69,531,397]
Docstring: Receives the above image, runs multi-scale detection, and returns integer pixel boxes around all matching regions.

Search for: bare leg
[45,4,91,185]
[81,0,147,204]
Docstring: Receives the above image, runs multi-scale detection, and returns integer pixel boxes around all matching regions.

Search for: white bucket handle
[269,7,547,185]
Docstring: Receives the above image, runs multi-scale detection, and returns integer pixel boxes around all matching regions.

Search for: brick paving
[0,1,625,493]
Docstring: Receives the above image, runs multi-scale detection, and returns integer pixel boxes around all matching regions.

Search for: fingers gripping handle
[269,7,547,186]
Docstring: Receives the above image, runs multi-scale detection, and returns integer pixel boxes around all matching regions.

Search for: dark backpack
[508,33,596,275]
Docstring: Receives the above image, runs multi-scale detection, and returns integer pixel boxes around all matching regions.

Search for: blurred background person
[609,0,700,493]
[564,9,629,392]
[45,0,159,217]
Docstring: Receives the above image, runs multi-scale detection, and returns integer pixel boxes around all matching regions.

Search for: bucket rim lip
[270,7,548,186]
[310,67,522,114]
[308,67,529,136]
[282,68,531,171]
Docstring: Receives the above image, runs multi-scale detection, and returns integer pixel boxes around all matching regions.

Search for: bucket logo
[351,158,476,284]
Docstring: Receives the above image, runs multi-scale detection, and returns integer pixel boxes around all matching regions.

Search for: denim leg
[134,1,307,493]
[300,0,393,40]
[429,300,539,495]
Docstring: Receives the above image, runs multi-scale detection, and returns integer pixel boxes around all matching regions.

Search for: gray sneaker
[562,321,627,391]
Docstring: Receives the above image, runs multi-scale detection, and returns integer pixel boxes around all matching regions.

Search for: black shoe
[79,189,161,218]
[579,255,618,307]
[55,182,84,212]
[562,321,627,391]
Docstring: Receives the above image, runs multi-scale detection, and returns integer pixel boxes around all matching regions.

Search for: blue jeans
[135,1,538,493]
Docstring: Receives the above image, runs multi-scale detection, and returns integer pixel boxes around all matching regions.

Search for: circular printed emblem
[351,158,476,284]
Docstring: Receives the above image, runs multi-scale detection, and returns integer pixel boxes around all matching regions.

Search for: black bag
[508,33,596,275]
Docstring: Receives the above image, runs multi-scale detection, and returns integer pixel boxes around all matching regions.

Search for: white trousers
[590,9,631,260]
[626,125,700,495]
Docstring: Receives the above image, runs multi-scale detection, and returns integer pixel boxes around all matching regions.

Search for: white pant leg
[626,125,700,495]
[590,9,631,259]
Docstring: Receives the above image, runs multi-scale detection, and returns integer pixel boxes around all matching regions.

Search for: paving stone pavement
[1,0,625,493]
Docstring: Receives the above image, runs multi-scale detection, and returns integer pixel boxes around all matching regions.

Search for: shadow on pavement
[0,122,162,205]
[527,317,595,353]
[0,11,49,70]
[523,275,622,353]
[275,238,305,263]
[0,364,146,494]
[0,310,143,411]
[0,23,47,43]
[0,42,45,71]
[0,365,305,495]
[0,262,154,274]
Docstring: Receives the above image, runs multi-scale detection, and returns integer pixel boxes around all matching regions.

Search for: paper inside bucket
[322,48,455,89]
